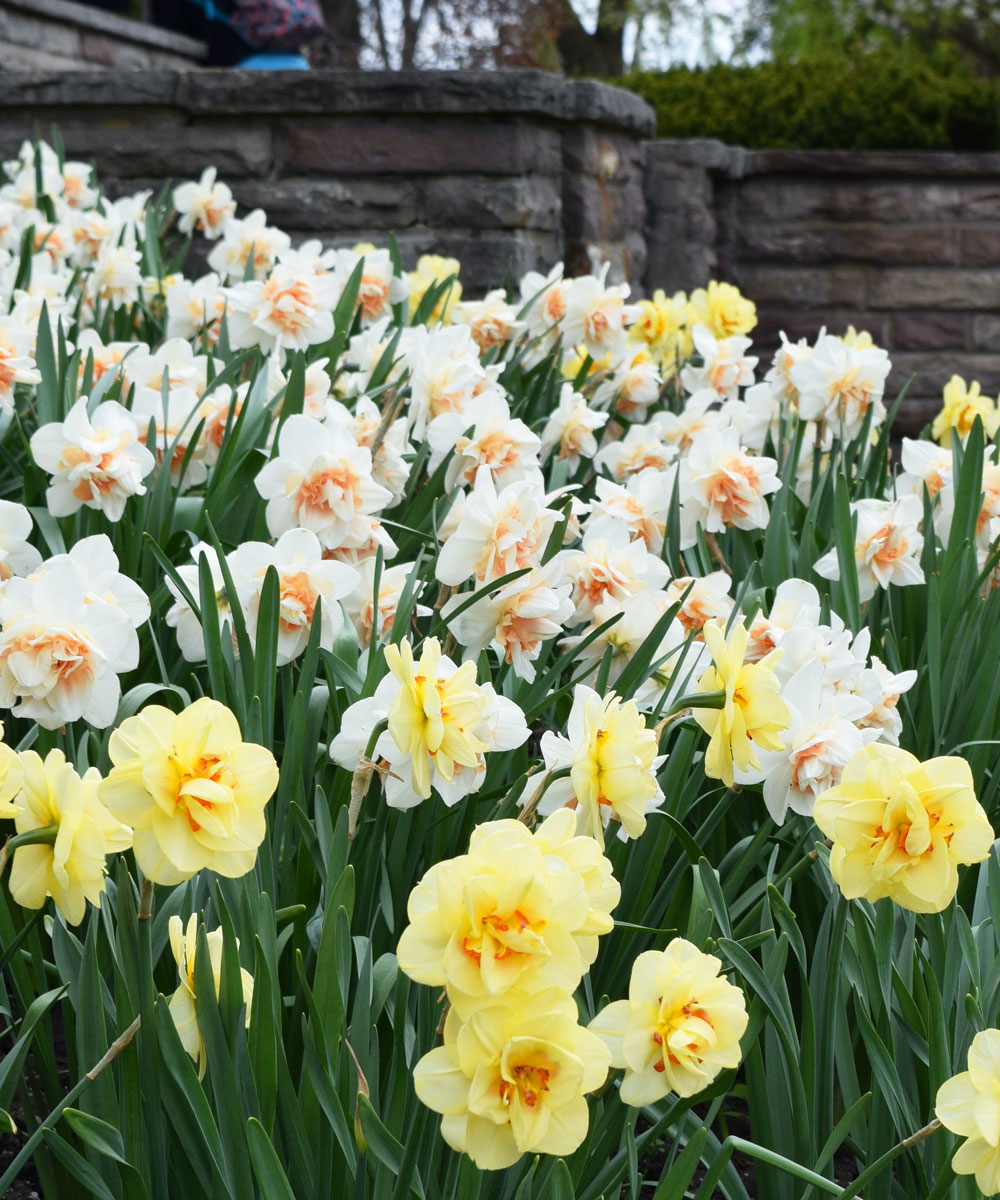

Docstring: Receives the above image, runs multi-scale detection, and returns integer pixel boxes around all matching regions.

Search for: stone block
[34,116,275,179]
[562,127,642,179]
[749,148,1000,177]
[888,352,1000,398]
[230,177,420,232]
[420,174,561,232]
[960,227,1000,267]
[735,222,958,266]
[891,312,969,351]
[735,178,973,224]
[646,139,745,175]
[736,265,869,308]
[753,310,890,349]
[0,7,81,56]
[562,173,644,243]
[972,315,1000,351]
[0,38,91,70]
[278,115,561,177]
[869,269,1000,310]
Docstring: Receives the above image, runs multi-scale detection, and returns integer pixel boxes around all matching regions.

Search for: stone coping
[0,68,655,134]
[648,138,1000,178]
[1,0,206,58]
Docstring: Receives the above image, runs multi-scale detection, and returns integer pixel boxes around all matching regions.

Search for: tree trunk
[314,0,363,66]
[556,0,628,75]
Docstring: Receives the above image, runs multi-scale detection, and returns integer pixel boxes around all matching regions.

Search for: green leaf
[245,1117,296,1200]
[62,1107,127,1164]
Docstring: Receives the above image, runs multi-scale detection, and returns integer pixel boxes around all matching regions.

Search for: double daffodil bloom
[590,938,748,1105]
[99,697,278,885]
[397,813,617,1018]
[569,689,661,845]
[692,619,790,788]
[931,375,1000,447]
[385,637,489,801]
[8,749,131,925]
[686,281,756,339]
[812,743,993,914]
[413,988,610,1170]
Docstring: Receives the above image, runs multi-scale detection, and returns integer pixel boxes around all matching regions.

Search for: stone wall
[0,70,653,294]
[0,0,205,70]
[645,139,1000,432]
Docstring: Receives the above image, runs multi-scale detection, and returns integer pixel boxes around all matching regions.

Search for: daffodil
[0,726,23,818]
[936,1028,1000,1195]
[99,697,279,885]
[932,375,1000,446]
[692,619,790,788]
[408,254,462,325]
[168,914,254,1079]
[385,637,489,800]
[396,814,617,1018]
[413,987,610,1169]
[812,744,993,914]
[589,938,748,1105]
[8,749,132,925]
[541,685,663,845]
[686,281,756,339]
[629,288,692,365]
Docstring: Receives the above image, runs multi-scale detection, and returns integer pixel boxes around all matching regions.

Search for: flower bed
[1,140,1000,1199]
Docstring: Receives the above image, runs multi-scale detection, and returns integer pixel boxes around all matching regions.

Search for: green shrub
[619,51,1000,150]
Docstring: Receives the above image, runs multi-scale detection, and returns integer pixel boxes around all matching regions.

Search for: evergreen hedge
[619,52,1000,150]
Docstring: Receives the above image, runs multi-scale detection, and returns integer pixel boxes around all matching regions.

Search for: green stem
[0,1015,141,1195]
[0,825,58,880]
[836,1119,942,1200]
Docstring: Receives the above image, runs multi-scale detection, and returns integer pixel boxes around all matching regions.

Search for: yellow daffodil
[532,808,621,938]
[396,815,617,1018]
[413,987,610,1169]
[0,727,23,818]
[842,324,875,350]
[692,620,790,788]
[569,689,661,845]
[8,749,131,926]
[98,697,279,886]
[589,938,748,1105]
[932,375,1000,447]
[686,281,756,339]
[385,637,489,801]
[936,1028,1000,1195]
[812,744,993,914]
[168,914,254,1079]
[561,344,613,381]
[408,254,461,325]
[629,288,693,366]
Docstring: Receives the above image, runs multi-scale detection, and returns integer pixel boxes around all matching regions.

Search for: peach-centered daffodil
[168,914,253,1079]
[413,988,610,1170]
[812,743,993,914]
[396,812,618,1019]
[692,619,790,788]
[99,697,279,885]
[8,748,132,925]
[384,637,489,801]
[589,938,748,1105]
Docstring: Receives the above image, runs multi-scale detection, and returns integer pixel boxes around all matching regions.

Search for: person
[152,0,312,68]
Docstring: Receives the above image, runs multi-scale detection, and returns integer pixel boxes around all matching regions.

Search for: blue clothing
[235,52,310,69]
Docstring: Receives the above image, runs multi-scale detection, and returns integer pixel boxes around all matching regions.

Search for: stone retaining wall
[0,70,653,294]
[646,139,1000,432]
[0,0,204,70]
